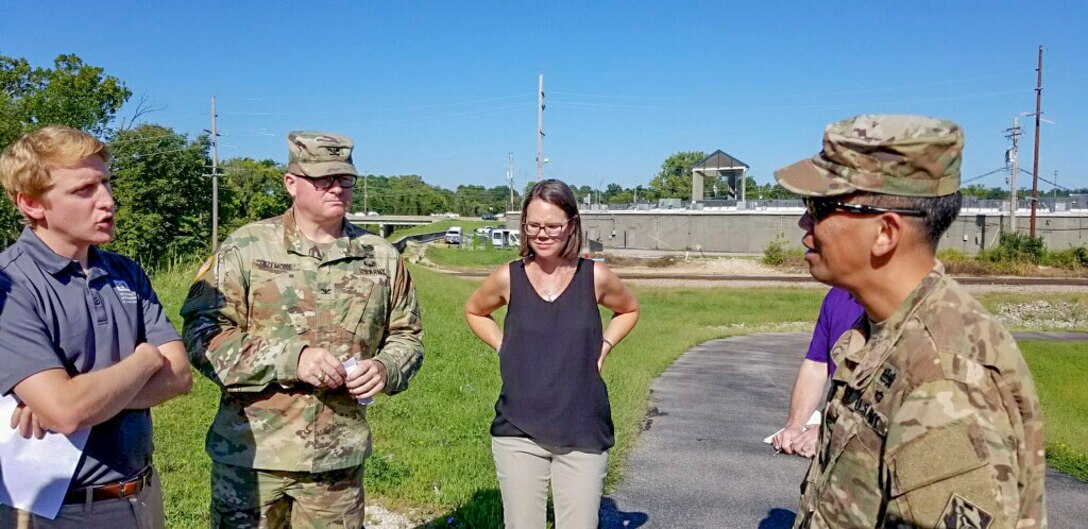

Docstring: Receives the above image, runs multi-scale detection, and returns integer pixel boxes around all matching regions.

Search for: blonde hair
[0,125,110,206]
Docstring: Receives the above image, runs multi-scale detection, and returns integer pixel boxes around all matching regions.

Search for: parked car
[474,225,495,236]
[481,212,497,221]
[444,226,463,244]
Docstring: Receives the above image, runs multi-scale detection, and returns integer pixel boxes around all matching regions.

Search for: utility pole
[1005,116,1021,234]
[536,74,545,181]
[1029,45,1044,237]
[1053,170,1058,201]
[363,173,369,214]
[209,96,220,251]
[507,152,515,210]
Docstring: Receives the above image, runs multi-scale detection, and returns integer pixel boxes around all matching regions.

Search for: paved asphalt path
[600,332,1088,528]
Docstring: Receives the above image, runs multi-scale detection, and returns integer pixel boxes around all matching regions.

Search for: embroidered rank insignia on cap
[937,494,992,529]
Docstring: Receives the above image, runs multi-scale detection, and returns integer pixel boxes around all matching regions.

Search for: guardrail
[391,231,445,253]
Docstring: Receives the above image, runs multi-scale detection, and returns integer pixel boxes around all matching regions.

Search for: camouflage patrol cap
[774,115,963,197]
[286,131,358,177]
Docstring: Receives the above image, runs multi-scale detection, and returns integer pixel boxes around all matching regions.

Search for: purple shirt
[804,287,864,377]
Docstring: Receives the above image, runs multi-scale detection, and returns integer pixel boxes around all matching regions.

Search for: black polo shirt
[0,228,181,487]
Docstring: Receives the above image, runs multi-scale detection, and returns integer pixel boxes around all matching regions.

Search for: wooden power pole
[210,96,220,251]
[536,74,544,181]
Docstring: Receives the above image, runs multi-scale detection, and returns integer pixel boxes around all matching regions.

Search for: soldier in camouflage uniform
[181,131,424,529]
[774,115,1046,529]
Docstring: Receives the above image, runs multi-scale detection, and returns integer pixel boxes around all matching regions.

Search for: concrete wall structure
[506,208,1088,254]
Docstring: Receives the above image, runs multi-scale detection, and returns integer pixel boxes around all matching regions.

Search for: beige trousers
[491,436,609,529]
[0,467,164,529]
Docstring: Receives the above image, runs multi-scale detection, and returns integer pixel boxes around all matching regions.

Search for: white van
[444,226,463,244]
[490,229,508,248]
[490,229,520,249]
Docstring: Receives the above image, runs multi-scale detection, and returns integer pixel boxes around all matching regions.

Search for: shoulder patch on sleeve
[195,255,216,281]
[936,494,993,529]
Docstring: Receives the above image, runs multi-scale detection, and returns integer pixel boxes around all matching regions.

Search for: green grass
[147,262,1088,528]
[1020,340,1088,482]
[148,260,215,527]
[425,245,519,268]
[387,219,506,242]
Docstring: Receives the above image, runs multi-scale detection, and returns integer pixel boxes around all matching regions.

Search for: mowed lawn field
[149,261,1088,528]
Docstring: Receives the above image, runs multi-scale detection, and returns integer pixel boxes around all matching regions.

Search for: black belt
[63,466,153,504]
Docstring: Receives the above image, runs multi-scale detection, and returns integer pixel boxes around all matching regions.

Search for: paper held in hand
[0,395,91,519]
[342,358,373,405]
[763,410,821,444]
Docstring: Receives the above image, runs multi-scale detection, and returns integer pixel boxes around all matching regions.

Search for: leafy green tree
[649,151,705,199]
[106,124,210,268]
[352,174,452,215]
[0,54,132,245]
[219,157,291,235]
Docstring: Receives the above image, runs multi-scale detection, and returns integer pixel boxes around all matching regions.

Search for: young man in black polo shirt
[0,125,191,528]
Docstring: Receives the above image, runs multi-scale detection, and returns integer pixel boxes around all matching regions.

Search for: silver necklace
[536,263,574,302]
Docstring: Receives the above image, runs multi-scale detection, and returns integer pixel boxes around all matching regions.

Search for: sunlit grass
[148,262,1088,528]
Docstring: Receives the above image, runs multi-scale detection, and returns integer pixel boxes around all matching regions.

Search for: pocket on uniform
[889,418,988,495]
[341,278,378,331]
[888,418,1000,525]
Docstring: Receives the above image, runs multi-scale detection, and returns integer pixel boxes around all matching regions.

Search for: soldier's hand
[298,347,347,389]
[773,425,805,455]
[10,402,48,439]
[346,359,388,400]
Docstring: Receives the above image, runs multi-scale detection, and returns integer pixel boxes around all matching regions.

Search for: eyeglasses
[291,173,357,190]
[523,219,572,237]
[803,197,926,222]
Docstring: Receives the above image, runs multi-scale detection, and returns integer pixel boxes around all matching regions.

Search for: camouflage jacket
[180,209,424,472]
[795,262,1046,529]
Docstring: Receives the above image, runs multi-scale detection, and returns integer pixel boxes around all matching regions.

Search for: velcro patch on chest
[253,259,299,273]
[936,494,993,529]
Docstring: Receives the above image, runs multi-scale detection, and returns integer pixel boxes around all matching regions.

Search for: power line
[548,88,1032,113]
[962,168,1007,185]
[550,70,1032,101]
[221,93,533,117]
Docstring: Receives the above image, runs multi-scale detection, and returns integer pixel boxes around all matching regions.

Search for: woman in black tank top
[465,180,640,529]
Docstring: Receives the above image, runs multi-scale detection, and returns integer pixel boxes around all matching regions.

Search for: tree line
[4,54,1084,268]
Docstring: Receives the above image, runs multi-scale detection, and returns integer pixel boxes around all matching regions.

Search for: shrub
[984,233,1046,264]
[762,233,804,267]
[1041,246,1088,270]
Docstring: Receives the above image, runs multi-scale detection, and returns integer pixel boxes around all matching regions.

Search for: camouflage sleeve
[180,243,308,393]
[372,255,423,395]
[884,378,1036,529]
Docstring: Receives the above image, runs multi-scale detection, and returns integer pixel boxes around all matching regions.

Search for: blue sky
[3,1,1086,193]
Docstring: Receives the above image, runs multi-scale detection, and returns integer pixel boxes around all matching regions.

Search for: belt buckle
[116,480,132,499]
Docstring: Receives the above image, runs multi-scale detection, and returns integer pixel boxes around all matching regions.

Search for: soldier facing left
[0,125,193,528]
[181,130,424,529]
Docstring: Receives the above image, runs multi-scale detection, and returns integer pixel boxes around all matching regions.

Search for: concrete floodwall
[507,209,1088,255]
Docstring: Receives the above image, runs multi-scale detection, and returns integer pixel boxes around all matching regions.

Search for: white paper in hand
[0,395,91,519]
[763,410,822,444]
[341,358,373,405]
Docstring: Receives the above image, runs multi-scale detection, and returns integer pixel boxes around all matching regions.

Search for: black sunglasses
[291,173,357,189]
[803,197,926,221]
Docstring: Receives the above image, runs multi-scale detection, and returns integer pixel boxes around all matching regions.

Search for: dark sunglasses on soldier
[803,197,926,222]
[291,173,358,190]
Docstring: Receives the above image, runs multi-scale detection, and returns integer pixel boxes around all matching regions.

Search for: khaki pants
[0,467,164,529]
[209,462,365,529]
[492,436,609,529]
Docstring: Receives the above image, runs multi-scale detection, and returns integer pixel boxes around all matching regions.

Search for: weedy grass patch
[148,262,1088,528]
[1019,340,1088,482]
